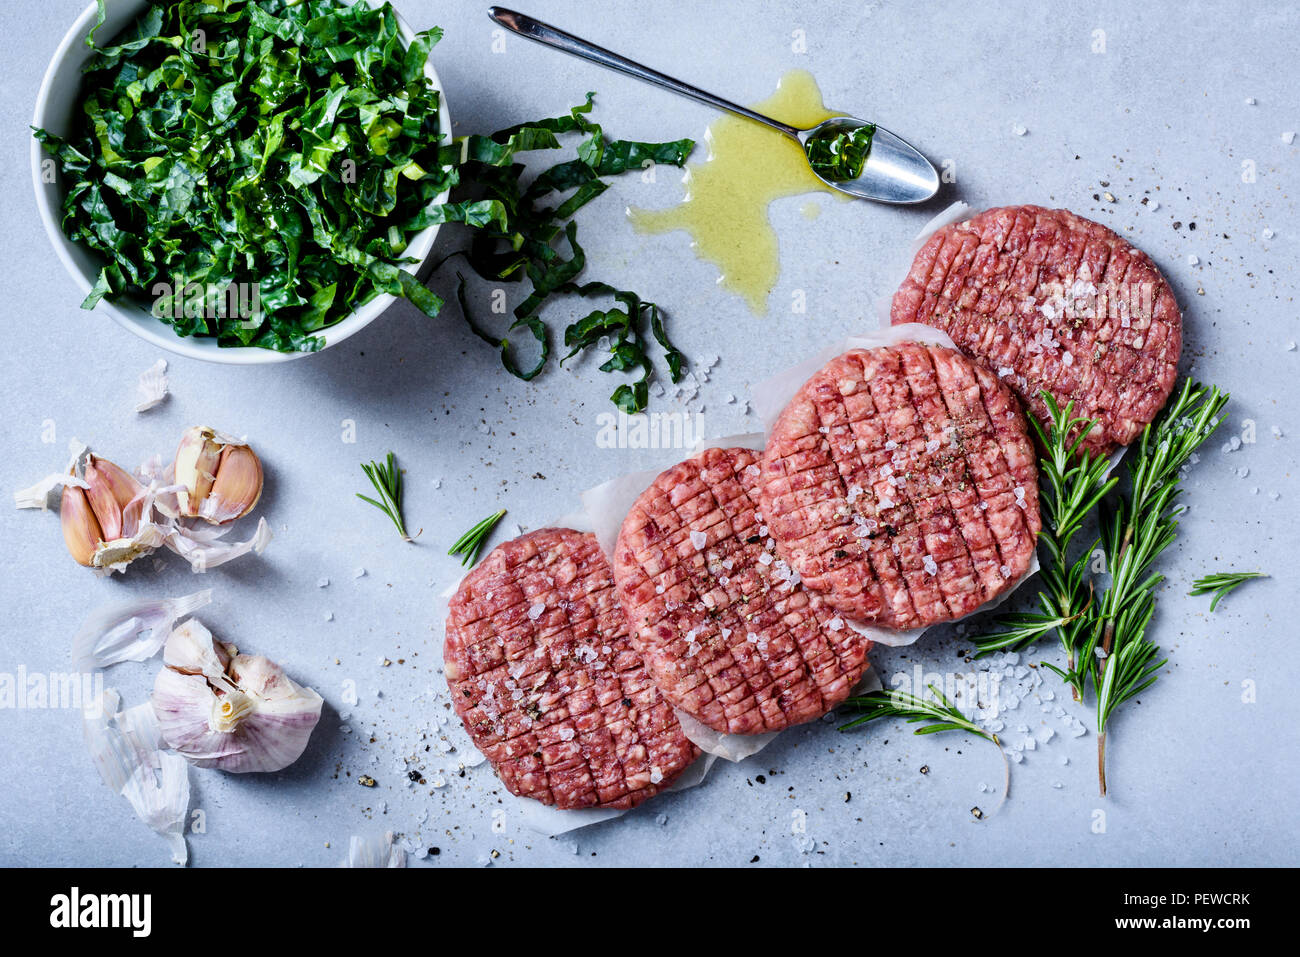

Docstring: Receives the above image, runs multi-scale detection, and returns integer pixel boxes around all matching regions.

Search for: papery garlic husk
[84,688,190,865]
[60,454,146,567]
[173,427,263,525]
[152,619,322,773]
[72,588,212,672]
[342,832,407,868]
[14,438,89,511]
[135,358,169,413]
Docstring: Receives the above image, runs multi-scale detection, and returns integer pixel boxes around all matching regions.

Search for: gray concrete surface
[0,0,1296,867]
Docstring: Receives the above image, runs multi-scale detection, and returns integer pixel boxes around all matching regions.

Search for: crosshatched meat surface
[613,447,871,735]
[444,528,698,810]
[759,343,1041,629]
[890,205,1182,457]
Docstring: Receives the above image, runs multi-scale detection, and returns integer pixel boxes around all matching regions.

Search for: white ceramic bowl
[30,0,452,364]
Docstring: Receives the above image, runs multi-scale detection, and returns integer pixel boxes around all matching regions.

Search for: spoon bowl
[798,117,941,204]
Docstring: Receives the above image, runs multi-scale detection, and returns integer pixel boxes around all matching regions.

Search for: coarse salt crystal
[922,556,938,576]
[827,617,844,631]
[527,602,545,620]
[690,530,707,550]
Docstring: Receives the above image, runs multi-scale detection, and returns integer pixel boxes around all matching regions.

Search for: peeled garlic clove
[173,427,263,525]
[152,620,322,773]
[200,444,263,524]
[61,483,103,566]
[173,427,224,519]
[83,455,142,541]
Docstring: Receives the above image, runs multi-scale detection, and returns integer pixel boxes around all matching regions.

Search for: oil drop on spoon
[628,70,845,316]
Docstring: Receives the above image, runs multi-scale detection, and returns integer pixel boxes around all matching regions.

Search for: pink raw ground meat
[759,343,1041,629]
[614,447,871,735]
[891,205,1181,457]
[444,528,699,810]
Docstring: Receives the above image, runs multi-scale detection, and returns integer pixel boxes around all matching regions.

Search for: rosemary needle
[448,509,507,567]
[1188,571,1266,612]
[357,452,412,542]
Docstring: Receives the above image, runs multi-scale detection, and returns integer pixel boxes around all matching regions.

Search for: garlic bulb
[172,427,263,525]
[60,454,163,568]
[152,620,322,773]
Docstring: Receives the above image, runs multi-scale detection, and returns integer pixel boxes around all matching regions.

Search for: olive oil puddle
[627,69,844,316]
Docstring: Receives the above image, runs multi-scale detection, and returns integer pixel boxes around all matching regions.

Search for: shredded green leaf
[804,122,876,181]
[439,92,694,411]
[35,0,456,352]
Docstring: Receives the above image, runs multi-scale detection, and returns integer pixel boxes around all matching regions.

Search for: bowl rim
[30,0,453,365]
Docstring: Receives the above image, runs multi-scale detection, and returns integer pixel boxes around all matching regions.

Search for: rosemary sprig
[975,394,1116,700]
[357,452,413,542]
[448,509,507,567]
[841,685,998,741]
[1090,380,1228,795]
[1188,571,1266,612]
[971,381,1229,797]
[841,685,1010,800]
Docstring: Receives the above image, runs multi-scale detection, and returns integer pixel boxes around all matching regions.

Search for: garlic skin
[152,620,322,773]
[172,427,263,525]
[135,358,169,413]
[60,454,149,567]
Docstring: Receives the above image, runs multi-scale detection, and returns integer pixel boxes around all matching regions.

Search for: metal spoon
[488,7,940,205]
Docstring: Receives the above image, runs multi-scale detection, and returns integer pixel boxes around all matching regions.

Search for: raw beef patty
[444,528,698,810]
[760,343,1041,629]
[890,205,1181,457]
[614,447,871,735]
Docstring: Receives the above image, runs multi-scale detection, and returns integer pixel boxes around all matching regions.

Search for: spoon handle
[488,8,802,139]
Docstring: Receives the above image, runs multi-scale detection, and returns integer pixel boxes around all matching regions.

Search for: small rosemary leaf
[448,508,507,567]
[357,452,411,542]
